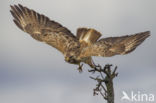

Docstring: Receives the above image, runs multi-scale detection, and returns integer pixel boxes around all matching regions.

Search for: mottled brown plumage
[10,4,150,71]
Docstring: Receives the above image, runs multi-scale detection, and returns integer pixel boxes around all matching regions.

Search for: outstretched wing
[10,4,79,54]
[80,31,150,58]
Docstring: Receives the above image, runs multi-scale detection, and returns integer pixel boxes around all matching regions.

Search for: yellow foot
[78,64,83,73]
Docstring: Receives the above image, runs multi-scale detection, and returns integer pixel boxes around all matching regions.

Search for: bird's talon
[78,64,83,73]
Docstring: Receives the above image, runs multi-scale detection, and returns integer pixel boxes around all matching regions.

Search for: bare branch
[89,64,118,103]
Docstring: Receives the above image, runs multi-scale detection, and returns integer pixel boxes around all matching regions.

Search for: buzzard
[10,4,150,72]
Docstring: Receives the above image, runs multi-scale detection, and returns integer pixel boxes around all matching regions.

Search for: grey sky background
[0,0,156,103]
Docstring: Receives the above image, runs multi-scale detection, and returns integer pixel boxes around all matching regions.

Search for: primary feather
[10,4,79,54]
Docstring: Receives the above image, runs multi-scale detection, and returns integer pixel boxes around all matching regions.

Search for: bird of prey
[10,4,150,72]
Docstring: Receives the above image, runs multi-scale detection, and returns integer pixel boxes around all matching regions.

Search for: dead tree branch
[89,64,118,103]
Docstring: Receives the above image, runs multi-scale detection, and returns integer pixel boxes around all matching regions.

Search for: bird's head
[65,56,79,64]
[64,52,81,64]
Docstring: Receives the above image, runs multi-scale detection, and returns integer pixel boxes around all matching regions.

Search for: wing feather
[10,4,79,54]
[80,31,150,58]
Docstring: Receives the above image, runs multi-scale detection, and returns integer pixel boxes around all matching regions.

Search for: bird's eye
[69,56,73,59]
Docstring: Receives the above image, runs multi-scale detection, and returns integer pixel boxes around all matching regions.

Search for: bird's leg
[77,63,83,73]
[88,60,102,73]
[85,58,99,69]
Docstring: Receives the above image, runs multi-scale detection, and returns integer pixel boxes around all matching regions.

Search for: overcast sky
[0,0,156,103]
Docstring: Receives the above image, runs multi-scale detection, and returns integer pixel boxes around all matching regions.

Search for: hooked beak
[65,57,69,62]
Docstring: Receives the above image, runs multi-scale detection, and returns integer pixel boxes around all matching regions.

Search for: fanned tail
[76,28,101,45]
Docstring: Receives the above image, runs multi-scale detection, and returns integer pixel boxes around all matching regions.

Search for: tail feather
[122,31,150,54]
[76,28,101,45]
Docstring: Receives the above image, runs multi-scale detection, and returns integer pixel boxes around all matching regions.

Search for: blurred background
[0,0,156,103]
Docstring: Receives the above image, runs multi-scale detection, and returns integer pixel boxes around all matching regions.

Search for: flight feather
[10,4,79,54]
